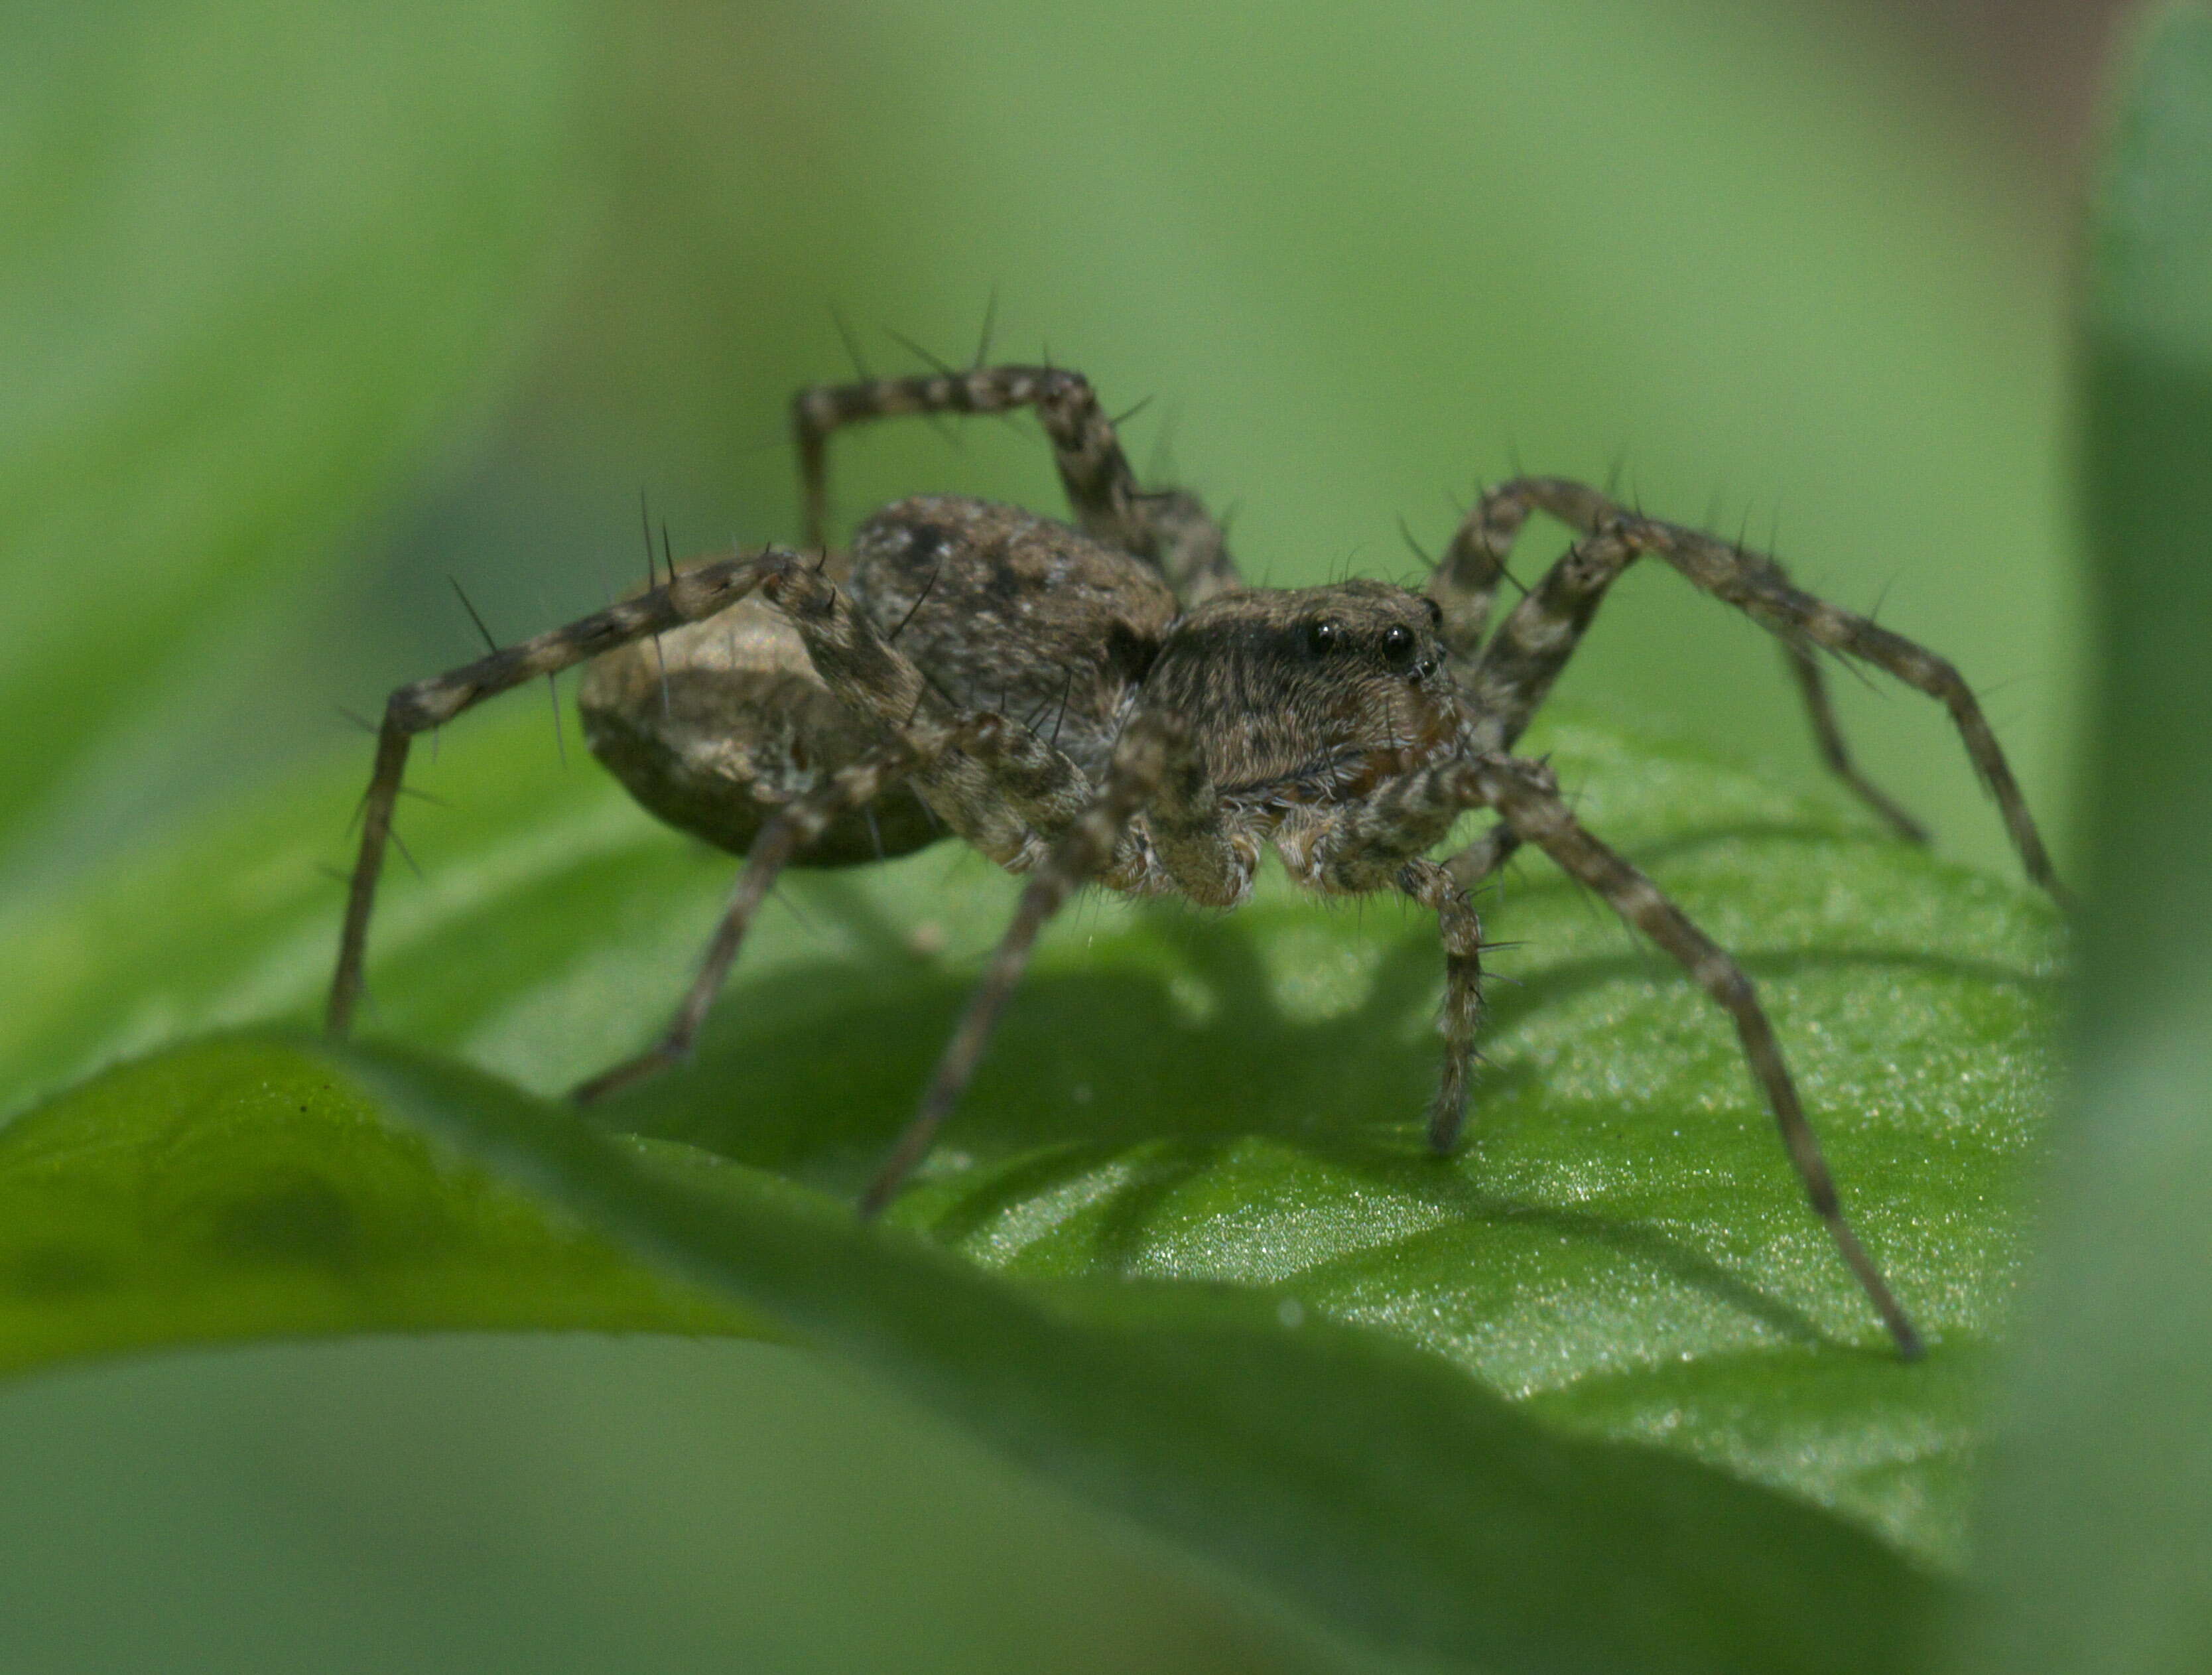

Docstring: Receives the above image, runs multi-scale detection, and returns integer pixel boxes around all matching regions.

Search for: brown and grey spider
[326,362,2064,1360]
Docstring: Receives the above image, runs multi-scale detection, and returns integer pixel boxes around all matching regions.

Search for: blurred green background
[0,1,2115,1668]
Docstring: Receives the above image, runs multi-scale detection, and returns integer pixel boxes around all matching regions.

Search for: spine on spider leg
[791,391,840,551]
[1398,855,1485,1154]
[1429,482,1539,661]
[324,549,783,1038]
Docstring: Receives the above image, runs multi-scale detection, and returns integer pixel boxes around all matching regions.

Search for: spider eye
[1306,620,1344,656]
[1423,596,1445,630]
[1382,623,1417,666]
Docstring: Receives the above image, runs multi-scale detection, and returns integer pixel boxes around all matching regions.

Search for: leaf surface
[0,703,2059,1574]
[303,1033,1956,1675]
[0,1035,755,1380]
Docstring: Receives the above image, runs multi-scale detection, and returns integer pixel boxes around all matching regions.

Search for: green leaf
[0,699,2059,1575]
[279,1032,1951,1675]
[0,1033,759,1378]
[1949,8,2212,1670]
[0,0,580,869]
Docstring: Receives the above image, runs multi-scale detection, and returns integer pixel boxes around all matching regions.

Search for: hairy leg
[326,549,783,1037]
[570,736,923,1105]
[576,532,1240,1106]
[858,712,1187,1217]
[792,364,1242,601]
[1466,750,1923,1359]
[1435,478,1939,853]
[1398,857,1487,1152]
[1423,480,1618,669]
[1783,641,1930,844]
[1273,757,1490,1150]
[1443,821,1523,894]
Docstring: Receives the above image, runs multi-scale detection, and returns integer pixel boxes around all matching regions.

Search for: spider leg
[970,673,1260,898]
[858,711,1188,1217]
[1458,513,1642,750]
[1273,759,1492,1150]
[571,551,1179,1107]
[1443,821,1524,894]
[1627,498,2052,888]
[1398,856,1486,1151]
[1433,478,1957,859]
[1423,478,1613,667]
[570,735,924,1105]
[1142,722,1260,907]
[570,544,1187,1106]
[326,548,784,1038]
[1466,750,1923,1359]
[791,364,1242,601]
[943,712,1102,855]
[759,552,1180,897]
[1783,641,1931,844]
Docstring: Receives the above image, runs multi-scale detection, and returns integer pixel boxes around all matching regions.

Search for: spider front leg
[1466,750,1923,1359]
[1441,820,1524,894]
[1434,478,1978,861]
[326,548,785,1037]
[1398,856,1487,1152]
[793,363,1242,602]
[1285,771,1495,1151]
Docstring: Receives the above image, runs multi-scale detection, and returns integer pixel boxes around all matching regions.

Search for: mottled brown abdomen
[578,557,941,865]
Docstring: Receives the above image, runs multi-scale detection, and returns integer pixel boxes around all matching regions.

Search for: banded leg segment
[858,712,1187,1217]
[1426,477,1615,669]
[1437,478,1950,858]
[1268,755,1490,1149]
[1443,821,1523,894]
[1398,857,1487,1152]
[1467,751,1923,1359]
[326,549,783,1037]
[571,737,923,1105]
[1784,643,1929,844]
[792,364,1242,601]
[1608,490,2056,891]
[1459,518,1641,751]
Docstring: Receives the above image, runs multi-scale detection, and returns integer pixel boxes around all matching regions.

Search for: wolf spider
[327,362,2063,1360]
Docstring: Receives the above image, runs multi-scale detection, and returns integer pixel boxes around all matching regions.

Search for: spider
[326,362,2064,1360]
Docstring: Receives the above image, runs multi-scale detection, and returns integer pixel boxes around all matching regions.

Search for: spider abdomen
[578,557,942,865]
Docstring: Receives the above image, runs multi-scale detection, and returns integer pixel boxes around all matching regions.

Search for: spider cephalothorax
[327,361,2064,1360]
[1141,582,1465,888]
